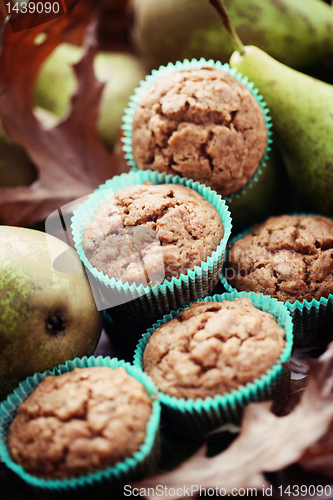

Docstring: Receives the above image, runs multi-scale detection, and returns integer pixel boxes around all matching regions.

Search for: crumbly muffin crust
[226,215,333,304]
[131,68,267,197]
[83,183,224,286]
[143,298,285,400]
[7,367,152,479]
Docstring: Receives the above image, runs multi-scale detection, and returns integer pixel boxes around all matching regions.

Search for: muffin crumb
[131,68,267,197]
[7,367,152,479]
[226,215,333,303]
[83,183,224,286]
[143,298,285,399]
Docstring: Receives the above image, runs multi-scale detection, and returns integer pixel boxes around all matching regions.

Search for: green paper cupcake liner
[121,58,273,203]
[71,169,232,317]
[133,291,293,441]
[0,356,161,500]
[220,216,333,346]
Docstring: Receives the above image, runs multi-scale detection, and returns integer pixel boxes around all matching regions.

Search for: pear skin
[228,145,288,231]
[130,0,333,71]
[0,226,103,401]
[230,46,333,215]
[34,45,146,151]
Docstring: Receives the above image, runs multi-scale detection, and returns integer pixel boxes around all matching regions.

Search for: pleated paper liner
[220,218,333,346]
[121,57,273,204]
[133,291,293,441]
[71,169,232,317]
[0,356,161,500]
[102,276,226,363]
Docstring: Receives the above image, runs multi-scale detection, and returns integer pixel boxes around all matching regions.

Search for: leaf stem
[208,0,244,54]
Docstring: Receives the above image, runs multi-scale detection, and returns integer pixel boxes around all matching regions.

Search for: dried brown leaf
[0,0,129,226]
[135,343,333,499]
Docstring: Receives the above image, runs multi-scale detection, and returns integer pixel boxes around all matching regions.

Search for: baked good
[142,297,286,399]
[82,183,224,286]
[225,214,333,304]
[7,366,152,479]
[131,68,267,197]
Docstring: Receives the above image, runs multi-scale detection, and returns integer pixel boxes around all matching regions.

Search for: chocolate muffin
[7,367,152,479]
[82,183,224,286]
[131,68,268,197]
[143,297,286,400]
[225,215,333,304]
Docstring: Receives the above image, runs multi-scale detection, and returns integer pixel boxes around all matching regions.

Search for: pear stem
[208,0,244,54]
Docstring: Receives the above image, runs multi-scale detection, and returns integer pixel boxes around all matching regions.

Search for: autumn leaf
[0,0,129,227]
[134,343,333,499]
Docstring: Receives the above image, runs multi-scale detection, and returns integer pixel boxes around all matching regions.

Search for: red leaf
[134,343,333,498]
[0,0,129,226]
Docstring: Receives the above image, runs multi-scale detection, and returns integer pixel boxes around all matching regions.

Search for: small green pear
[229,46,333,215]
[0,121,37,188]
[34,45,146,151]
[0,226,103,401]
[130,0,333,71]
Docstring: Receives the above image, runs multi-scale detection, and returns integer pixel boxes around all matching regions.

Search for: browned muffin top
[7,367,152,479]
[131,68,267,197]
[226,215,333,304]
[83,183,224,286]
[143,298,285,400]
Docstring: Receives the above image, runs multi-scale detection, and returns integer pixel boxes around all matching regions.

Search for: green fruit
[94,52,146,151]
[0,121,37,187]
[228,146,287,231]
[0,226,103,401]
[130,0,333,71]
[34,43,83,118]
[34,44,146,151]
[230,45,333,215]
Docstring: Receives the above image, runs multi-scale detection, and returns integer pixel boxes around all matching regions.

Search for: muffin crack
[131,68,267,197]
[227,215,333,303]
[143,298,286,399]
[7,367,152,479]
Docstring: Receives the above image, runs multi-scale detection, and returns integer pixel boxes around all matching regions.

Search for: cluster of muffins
[4,57,333,497]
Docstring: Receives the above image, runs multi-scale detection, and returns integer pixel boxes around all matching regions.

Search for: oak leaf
[134,343,333,499]
[0,0,129,227]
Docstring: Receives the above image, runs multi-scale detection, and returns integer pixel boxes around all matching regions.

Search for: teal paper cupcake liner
[133,291,293,441]
[71,169,232,317]
[121,58,273,203]
[0,356,161,500]
[220,216,333,346]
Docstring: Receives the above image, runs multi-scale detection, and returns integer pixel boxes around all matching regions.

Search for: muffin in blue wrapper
[221,214,333,346]
[0,356,161,500]
[133,291,293,441]
[71,169,232,317]
[122,58,272,203]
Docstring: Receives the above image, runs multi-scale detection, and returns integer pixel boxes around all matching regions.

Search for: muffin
[225,215,333,304]
[130,67,268,198]
[7,366,153,479]
[142,297,286,400]
[82,183,224,287]
[134,291,293,439]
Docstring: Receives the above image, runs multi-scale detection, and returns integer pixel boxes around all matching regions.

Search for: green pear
[0,121,37,187]
[34,43,83,119]
[0,226,103,401]
[34,44,146,150]
[228,146,288,231]
[130,0,333,71]
[229,45,333,215]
